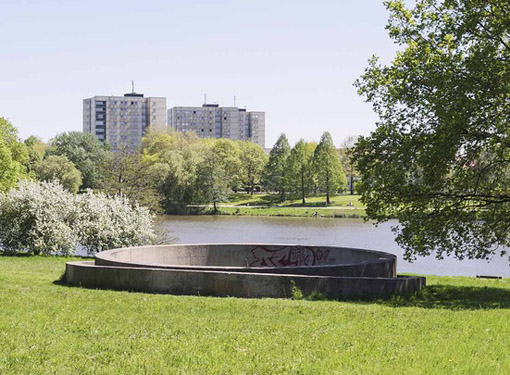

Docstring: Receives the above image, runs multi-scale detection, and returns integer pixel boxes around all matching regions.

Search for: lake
[157,215,510,277]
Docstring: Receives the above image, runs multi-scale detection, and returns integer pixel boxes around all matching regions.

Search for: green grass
[228,193,364,208]
[214,206,366,218]
[1,256,510,374]
[197,193,366,217]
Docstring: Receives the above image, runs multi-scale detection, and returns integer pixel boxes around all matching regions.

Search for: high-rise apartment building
[83,92,166,151]
[168,104,265,147]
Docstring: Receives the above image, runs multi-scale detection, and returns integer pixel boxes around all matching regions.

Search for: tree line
[1,117,352,214]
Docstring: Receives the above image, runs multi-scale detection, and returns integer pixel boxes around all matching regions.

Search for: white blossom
[76,190,155,254]
[0,180,78,255]
[0,180,155,255]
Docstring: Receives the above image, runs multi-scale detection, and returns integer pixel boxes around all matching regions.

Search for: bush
[35,155,82,194]
[76,190,155,253]
[0,180,155,256]
[0,180,78,255]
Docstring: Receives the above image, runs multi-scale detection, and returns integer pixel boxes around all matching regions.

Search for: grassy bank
[228,193,365,208]
[1,256,510,374]
[199,193,366,218]
[213,206,366,218]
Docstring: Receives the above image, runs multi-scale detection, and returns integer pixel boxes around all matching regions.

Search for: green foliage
[24,135,47,174]
[196,146,231,212]
[209,138,242,189]
[238,141,268,194]
[102,145,163,212]
[47,132,107,190]
[354,0,510,262]
[141,130,206,213]
[287,139,316,204]
[339,135,359,195]
[313,132,346,204]
[35,155,82,194]
[141,130,266,213]
[0,117,29,192]
[263,133,291,201]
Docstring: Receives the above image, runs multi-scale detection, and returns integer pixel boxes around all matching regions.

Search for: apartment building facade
[168,104,265,147]
[83,92,166,151]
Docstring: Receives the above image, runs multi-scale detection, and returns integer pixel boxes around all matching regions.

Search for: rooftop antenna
[234,95,236,107]
[204,93,207,105]
[131,80,135,93]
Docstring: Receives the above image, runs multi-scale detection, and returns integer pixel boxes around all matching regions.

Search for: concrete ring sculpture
[65,243,425,299]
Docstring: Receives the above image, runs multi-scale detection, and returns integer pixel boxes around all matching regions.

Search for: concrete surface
[65,244,425,299]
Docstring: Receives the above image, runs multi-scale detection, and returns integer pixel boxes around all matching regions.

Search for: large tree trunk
[326,173,330,205]
[350,175,354,195]
[301,169,305,205]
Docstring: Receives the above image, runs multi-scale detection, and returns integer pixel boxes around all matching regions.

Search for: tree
[339,136,359,195]
[287,139,315,204]
[313,132,346,205]
[141,129,205,213]
[0,117,29,192]
[35,155,82,194]
[24,136,47,175]
[238,141,268,195]
[353,0,510,261]
[196,147,231,212]
[102,145,163,212]
[263,133,291,201]
[47,132,107,190]
[210,138,242,190]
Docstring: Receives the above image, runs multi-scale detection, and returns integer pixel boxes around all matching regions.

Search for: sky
[0,0,403,147]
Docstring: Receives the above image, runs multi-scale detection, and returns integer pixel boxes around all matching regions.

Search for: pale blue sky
[0,0,402,147]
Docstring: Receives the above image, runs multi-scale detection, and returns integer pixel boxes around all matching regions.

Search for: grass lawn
[215,206,366,218]
[198,193,366,218]
[228,193,364,208]
[1,256,510,374]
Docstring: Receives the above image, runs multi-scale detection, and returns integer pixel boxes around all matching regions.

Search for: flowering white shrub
[76,190,155,254]
[0,181,156,256]
[0,180,78,255]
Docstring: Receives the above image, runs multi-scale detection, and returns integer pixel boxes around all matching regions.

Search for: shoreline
[181,201,367,218]
[198,208,365,218]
